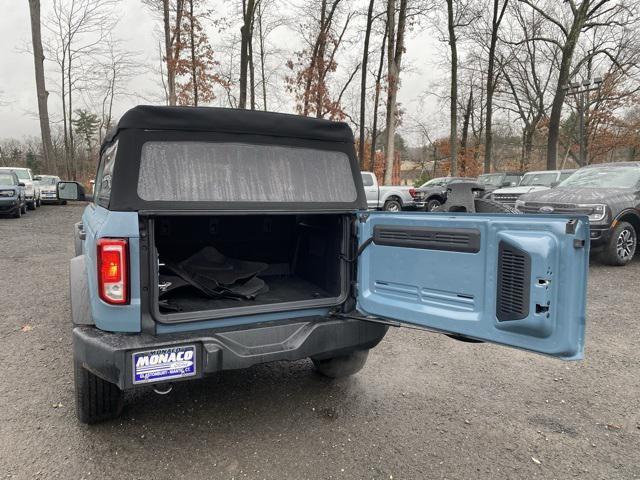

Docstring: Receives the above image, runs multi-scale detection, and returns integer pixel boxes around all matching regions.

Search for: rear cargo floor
[159,275,333,313]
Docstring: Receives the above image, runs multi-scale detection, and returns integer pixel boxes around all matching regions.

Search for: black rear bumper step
[73,317,387,390]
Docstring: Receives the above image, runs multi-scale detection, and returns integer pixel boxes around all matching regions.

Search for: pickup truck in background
[491,169,575,208]
[360,171,416,211]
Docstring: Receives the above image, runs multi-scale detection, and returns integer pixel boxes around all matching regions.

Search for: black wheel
[473,197,520,214]
[425,198,443,211]
[60,200,67,205]
[36,197,41,207]
[27,200,36,211]
[12,206,21,218]
[20,202,27,214]
[601,221,636,266]
[383,199,402,212]
[312,349,369,378]
[74,360,124,424]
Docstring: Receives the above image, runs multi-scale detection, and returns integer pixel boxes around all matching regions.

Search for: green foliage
[377,131,409,158]
[72,109,100,150]
[413,171,431,187]
[25,150,42,173]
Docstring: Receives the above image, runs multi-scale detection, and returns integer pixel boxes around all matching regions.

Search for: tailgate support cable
[340,237,374,263]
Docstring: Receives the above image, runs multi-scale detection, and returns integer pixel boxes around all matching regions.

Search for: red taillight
[97,238,129,305]
[409,188,416,198]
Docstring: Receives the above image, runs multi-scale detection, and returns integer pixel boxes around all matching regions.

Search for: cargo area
[152,214,350,317]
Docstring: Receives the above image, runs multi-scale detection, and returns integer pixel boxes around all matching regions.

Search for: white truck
[360,171,416,211]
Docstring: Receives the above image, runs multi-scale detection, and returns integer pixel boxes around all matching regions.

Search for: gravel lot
[1,204,639,480]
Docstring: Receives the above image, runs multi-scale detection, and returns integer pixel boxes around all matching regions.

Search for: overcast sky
[0,0,444,145]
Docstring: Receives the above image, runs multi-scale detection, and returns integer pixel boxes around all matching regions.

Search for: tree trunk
[358,0,375,169]
[370,22,387,172]
[189,0,198,106]
[249,31,256,110]
[522,125,534,169]
[315,0,328,118]
[460,89,473,176]
[28,0,55,170]
[447,0,458,175]
[383,0,407,185]
[67,49,75,172]
[257,3,267,110]
[163,0,177,105]
[546,3,588,169]
[484,0,508,174]
[239,0,256,109]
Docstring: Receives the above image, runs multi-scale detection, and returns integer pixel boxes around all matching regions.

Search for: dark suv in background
[0,171,27,218]
[414,176,478,211]
[517,162,640,266]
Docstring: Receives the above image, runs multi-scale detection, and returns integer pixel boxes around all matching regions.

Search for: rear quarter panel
[81,204,142,332]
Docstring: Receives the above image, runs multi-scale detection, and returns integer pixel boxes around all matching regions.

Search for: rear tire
[74,360,124,424]
[601,221,636,266]
[12,206,21,218]
[383,199,402,212]
[36,197,41,207]
[27,200,36,211]
[312,349,369,378]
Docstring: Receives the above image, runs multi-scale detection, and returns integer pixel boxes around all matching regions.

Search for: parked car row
[368,161,639,267]
[0,167,65,219]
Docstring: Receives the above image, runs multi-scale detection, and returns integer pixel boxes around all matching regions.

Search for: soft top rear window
[137,141,358,203]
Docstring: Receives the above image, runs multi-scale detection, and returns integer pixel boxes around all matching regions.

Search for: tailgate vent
[496,242,531,321]
[373,226,480,253]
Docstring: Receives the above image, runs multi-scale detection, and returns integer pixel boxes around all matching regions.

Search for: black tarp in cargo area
[102,105,366,212]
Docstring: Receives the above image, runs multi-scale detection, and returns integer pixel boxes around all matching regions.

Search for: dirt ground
[1,204,639,480]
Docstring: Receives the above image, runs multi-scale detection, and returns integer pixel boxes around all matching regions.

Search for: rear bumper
[40,193,59,202]
[73,317,388,390]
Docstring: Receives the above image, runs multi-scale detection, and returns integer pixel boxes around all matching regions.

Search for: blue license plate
[132,345,196,384]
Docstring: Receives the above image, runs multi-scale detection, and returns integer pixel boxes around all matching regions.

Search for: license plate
[132,345,196,384]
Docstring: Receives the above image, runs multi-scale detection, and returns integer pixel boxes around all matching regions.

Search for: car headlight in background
[0,189,16,197]
[583,204,607,222]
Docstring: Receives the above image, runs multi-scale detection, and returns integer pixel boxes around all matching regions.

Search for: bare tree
[370,19,387,170]
[28,0,56,171]
[382,0,407,185]
[482,0,509,173]
[253,0,283,110]
[499,2,557,168]
[239,0,258,108]
[286,0,359,119]
[446,0,458,175]
[358,0,377,168]
[45,0,118,178]
[518,0,634,169]
[91,37,144,143]
[143,0,185,105]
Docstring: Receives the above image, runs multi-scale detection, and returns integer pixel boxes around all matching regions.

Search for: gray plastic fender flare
[70,255,94,326]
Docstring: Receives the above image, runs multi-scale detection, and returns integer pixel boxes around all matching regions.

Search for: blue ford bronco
[59,106,589,424]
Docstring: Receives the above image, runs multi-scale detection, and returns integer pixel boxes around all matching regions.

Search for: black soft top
[104,105,355,148]
[101,105,366,212]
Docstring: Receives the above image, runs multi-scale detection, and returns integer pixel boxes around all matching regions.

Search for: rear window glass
[361,173,374,187]
[137,142,358,203]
